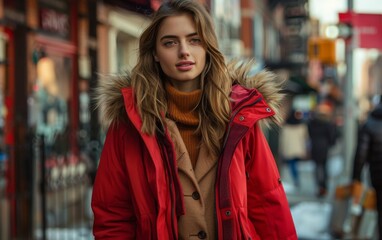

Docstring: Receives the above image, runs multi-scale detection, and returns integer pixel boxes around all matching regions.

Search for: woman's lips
[176,61,194,71]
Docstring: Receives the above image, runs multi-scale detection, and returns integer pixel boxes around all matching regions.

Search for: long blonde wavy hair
[131,0,232,157]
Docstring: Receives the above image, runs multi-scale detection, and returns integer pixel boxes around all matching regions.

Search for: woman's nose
[179,42,190,58]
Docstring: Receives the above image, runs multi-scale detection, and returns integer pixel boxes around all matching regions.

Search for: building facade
[0,0,93,238]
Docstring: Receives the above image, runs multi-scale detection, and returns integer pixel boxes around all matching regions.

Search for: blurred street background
[0,0,381,239]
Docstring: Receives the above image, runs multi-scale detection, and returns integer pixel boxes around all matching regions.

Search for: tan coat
[166,119,217,239]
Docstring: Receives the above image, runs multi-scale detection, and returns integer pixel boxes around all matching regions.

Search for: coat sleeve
[245,123,297,240]
[352,123,370,181]
[91,124,136,239]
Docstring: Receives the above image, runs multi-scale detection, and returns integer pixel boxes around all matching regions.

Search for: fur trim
[227,59,286,127]
[95,73,131,129]
[96,61,286,129]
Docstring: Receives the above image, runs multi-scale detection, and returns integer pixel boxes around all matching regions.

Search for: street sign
[339,12,382,50]
[308,37,337,65]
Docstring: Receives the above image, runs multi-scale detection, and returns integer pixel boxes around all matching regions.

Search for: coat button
[239,116,245,121]
[225,210,231,216]
[198,230,207,239]
[266,107,271,112]
[192,191,200,200]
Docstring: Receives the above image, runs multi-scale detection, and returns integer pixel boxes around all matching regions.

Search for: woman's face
[155,14,206,92]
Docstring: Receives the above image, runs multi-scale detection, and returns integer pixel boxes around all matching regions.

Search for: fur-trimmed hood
[227,60,285,127]
[95,61,285,129]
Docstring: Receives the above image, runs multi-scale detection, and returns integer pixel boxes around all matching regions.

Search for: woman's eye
[163,40,176,47]
[190,38,202,44]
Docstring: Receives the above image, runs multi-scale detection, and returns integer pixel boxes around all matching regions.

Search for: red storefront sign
[339,12,382,50]
[39,8,70,39]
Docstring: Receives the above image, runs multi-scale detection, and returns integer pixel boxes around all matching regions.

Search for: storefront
[1,0,92,238]
[31,1,94,239]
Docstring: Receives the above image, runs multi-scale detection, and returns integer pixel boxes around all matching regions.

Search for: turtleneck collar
[166,82,202,126]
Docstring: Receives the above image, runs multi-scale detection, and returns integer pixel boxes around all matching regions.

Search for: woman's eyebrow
[159,32,198,41]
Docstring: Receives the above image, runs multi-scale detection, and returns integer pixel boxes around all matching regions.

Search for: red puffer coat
[92,74,297,239]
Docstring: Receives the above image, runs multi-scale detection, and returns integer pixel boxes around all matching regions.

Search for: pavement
[282,149,379,240]
[282,158,335,240]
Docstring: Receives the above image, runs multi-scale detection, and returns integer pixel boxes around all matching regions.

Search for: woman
[91,0,297,239]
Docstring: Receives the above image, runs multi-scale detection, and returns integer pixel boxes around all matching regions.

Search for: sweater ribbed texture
[166,83,201,168]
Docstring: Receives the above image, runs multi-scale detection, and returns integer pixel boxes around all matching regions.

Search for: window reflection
[31,56,69,161]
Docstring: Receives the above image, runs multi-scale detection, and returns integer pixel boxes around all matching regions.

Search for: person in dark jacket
[352,95,382,239]
[308,103,337,197]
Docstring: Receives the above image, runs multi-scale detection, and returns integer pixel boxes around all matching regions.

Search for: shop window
[29,55,70,165]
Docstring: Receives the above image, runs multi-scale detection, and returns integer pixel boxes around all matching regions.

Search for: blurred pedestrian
[279,109,309,188]
[91,0,297,239]
[307,103,337,197]
[352,94,382,239]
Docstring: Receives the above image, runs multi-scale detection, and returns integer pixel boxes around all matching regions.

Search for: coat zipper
[217,95,263,240]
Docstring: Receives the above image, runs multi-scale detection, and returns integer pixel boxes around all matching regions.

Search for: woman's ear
[153,53,159,62]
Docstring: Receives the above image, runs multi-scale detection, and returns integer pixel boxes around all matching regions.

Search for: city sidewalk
[282,152,345,240]
[282,143,379,240]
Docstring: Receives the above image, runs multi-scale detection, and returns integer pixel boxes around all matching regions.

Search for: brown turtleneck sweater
[166,83,202,168]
